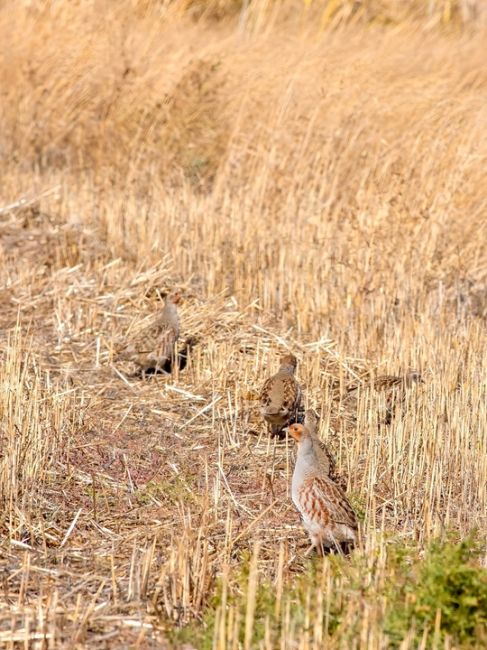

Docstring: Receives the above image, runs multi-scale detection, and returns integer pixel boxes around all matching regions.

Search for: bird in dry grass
[260,353,301,438]
[288,422,358,555]
[304,409,346,491]
[345,370,424,425]
[121,291,183,377]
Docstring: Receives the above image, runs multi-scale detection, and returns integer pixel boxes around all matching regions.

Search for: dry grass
[1,1,487,647]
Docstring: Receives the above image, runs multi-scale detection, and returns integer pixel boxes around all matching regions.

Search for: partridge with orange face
[288,423,357,555]
[260,354,301,438]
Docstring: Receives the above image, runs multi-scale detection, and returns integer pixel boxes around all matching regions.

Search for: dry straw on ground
[0,0,487,647]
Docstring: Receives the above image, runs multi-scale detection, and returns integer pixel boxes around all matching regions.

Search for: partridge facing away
[345,370,424,425]
[260,354,301,438]
[288,423,357,555]
[304,410,346,491]
[121,292,182,377]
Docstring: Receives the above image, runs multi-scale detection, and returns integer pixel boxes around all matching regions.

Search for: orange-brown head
[288,423,310,443]
[167,291,182,305]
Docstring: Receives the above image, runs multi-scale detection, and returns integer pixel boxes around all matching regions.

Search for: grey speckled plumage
[288,423,357,555]
[260,354,301,438]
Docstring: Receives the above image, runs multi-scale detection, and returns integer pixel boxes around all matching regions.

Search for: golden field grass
[1,1,487,647]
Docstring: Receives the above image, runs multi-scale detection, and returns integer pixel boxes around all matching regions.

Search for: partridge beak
[284,427,295,440]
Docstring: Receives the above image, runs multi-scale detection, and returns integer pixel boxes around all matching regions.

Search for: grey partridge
[303,409,346,491]
[260,354,301,438]
[288,423,358,555]
[121,292,182,377]
[345,370,424,425]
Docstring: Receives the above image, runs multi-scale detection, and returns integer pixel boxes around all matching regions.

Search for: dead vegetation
[0,1,486,647]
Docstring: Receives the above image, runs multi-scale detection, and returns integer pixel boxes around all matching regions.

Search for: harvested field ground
[0,1,487,648]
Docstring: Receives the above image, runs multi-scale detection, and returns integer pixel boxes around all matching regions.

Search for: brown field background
[0,1,487,647]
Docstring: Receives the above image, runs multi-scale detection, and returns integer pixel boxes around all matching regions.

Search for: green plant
[386,535,487,646]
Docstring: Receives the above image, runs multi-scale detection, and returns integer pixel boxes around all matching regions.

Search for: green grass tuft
[385,534,487,647]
